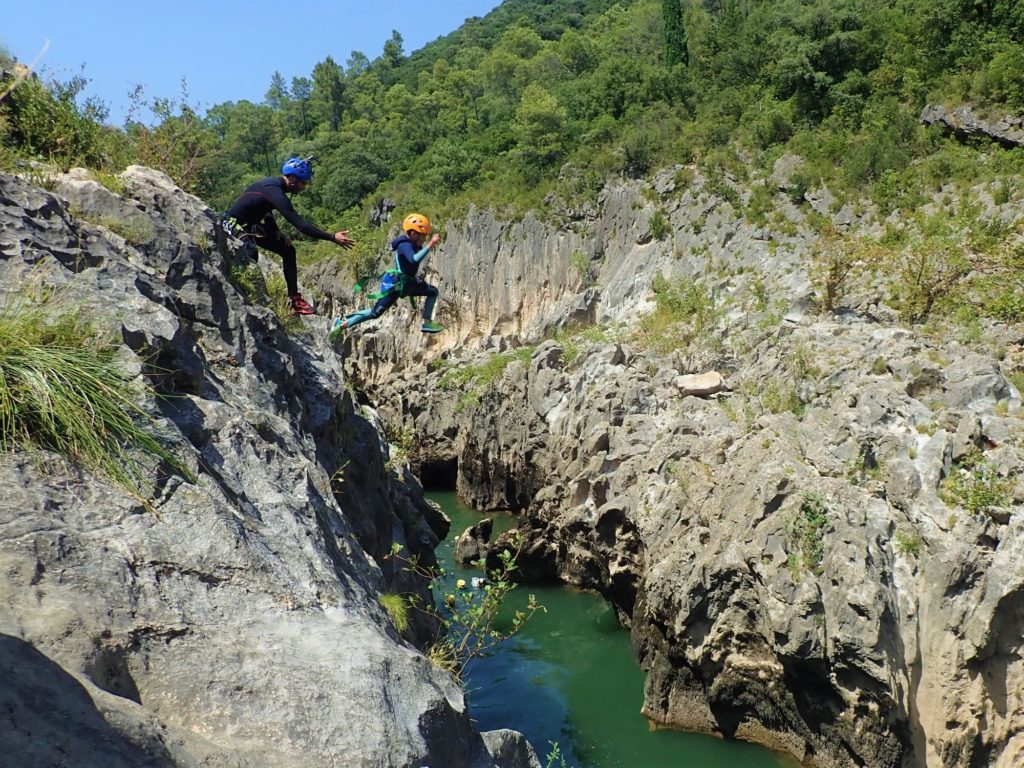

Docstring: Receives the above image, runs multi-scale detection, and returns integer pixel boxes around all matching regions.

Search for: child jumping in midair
[329,212,443,341]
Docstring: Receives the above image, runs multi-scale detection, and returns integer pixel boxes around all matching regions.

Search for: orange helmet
[402,213,431,235]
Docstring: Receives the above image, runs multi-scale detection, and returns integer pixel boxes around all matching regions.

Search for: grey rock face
[0,169,535,768]
[329,164,1024,768]
[455,518,494,566]
[921,103,1024,148]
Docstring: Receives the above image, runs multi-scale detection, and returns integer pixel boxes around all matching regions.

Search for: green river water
[427,491,795,768]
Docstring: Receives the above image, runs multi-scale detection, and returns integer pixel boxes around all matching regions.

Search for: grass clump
[378,592,411,634]
[228,263,266,304]
[893,529,922,557]
[235,272,305,334]
[0,300,191,497]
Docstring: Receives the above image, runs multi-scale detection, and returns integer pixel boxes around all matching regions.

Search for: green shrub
[0,70,124,170]
[649,209,671,241]
[788,493,830,575]
[228,263,266,304]
[1008,371,1024,395]
[264,274,306,333]
[555,324,616,364]
[388,533,545,684]
[570,248,593,288]
[638,275,720,354]
[545,742,569,768]
[0,300,191,497]
[939,448,1013,514]
[890,229,971,323]
[77,214,154,246]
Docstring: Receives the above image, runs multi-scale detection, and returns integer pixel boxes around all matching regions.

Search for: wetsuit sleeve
[270,188,333,241]
[395,239,432,264]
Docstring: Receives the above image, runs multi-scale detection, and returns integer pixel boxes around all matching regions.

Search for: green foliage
[230,258,316,336]
[545,742,569,768]
[555,324,617,363]
[661,0,688,68]
[379,592,411,634]
[437,347,535,410]
[1008,371,1024,396]
[0,69,127,171]
[6,0,1024,272]
[228,263,266,305]
[570,248,592,287]
[512,83,569,174]
[638,275,720,354]
[388,533,545,683]
[726,376,805,427]
[893,528,922,557]
[385,423,417,470]
[125,82,216,193]
[264,274,306,334]
[890,219,974,323]
[808,228,882,313]
[939,447,1013,514]
[788,492,830,576]
[649,209,671,241]
[74,212,154,246]
[0,299,192,498]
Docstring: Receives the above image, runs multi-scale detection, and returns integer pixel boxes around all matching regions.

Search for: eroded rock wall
[335,167,1024,767]
[0,168,537,768]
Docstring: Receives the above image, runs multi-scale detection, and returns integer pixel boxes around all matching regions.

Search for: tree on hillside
[287,77,312,136]
[377,31,406,86]
[512,83,568,174]
[265,71,289,111]
[311,57,346,132]
[663,0,688,65]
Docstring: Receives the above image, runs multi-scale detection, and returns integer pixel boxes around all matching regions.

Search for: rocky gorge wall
[332,165,1024,767]
[0,168,538,768]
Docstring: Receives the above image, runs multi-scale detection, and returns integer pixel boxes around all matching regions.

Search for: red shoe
[289,293,316,315]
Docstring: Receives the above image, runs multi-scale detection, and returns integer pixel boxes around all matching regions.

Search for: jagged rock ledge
[0,168,538,768]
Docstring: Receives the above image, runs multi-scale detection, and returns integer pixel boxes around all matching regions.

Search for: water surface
[428,490,794,768]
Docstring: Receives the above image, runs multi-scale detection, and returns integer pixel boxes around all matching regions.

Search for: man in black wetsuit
[222,156,354,315]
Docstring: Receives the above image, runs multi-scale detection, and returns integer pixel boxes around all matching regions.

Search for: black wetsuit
[222,176,332,295]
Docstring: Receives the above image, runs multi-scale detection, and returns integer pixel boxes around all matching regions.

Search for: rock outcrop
[921,103,1024,149]
[0,168,537,768]
[330,164,1024,767]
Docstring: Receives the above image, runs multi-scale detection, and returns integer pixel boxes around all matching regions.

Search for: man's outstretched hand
[334,230,355,249]
[428,234,441,249]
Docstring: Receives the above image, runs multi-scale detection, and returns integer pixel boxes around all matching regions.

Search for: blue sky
[2,1,502,124]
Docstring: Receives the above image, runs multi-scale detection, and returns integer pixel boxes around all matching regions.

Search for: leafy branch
[386,531,546,682]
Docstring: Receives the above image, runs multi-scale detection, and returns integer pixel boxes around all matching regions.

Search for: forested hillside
[3,0,1023,310]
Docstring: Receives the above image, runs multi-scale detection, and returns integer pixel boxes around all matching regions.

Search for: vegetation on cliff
[4,1,1022,215]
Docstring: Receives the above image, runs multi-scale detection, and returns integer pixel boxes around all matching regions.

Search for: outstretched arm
[277,196,355,249]
[412,234,442,263]
[275,195,334,241]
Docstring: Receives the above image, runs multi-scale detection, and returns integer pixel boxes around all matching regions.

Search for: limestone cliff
[332,166,1024,768]
[0,168,538,768]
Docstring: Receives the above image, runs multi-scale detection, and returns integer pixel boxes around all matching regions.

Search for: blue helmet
[281,156,313,182]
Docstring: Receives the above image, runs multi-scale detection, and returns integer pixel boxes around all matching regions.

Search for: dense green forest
[3,0,1023,304]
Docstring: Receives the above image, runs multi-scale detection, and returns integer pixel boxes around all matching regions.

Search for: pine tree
[662,0,688,66]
